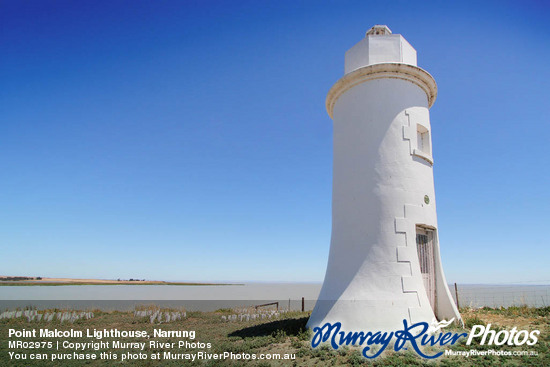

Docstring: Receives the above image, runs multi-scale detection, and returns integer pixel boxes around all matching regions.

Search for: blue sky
[1,1,549,283]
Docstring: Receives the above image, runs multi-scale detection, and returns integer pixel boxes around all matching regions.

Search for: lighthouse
[308,25,461,332]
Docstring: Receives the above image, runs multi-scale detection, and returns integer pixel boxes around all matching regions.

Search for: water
[1,283,548,311]
[0,283,322,311]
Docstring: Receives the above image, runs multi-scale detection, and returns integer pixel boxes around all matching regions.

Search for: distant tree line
[117,279,146,281]
[0,276,42,281]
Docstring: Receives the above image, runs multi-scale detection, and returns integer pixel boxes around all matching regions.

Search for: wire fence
[451,284,550,308]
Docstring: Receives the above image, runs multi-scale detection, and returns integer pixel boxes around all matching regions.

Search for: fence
[452,284,550,308]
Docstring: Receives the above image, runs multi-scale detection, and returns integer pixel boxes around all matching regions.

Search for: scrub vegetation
[0,306,547,366]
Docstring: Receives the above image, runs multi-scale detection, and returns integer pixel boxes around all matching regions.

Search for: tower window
[411,123,433,164]
[417,124,430,155]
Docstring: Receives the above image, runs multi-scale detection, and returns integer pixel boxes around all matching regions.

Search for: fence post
[301,297,304,312]
[454,283,460,309]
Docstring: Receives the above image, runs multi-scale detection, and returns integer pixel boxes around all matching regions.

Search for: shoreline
[0,277,241,287]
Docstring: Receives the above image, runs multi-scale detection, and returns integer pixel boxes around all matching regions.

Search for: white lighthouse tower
[308,25,461,332]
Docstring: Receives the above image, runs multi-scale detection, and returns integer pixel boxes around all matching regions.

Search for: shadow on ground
[229,317,309,338]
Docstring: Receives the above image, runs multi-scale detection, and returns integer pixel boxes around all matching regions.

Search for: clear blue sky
[1,1,549,283]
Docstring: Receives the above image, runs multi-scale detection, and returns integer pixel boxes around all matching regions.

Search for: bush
[464,316,485,329]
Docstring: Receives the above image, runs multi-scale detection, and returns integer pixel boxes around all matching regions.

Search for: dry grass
[0,306,547,366]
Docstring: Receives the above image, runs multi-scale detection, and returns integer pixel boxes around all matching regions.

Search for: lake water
[1,283,548,311]
[0,283,322,311]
